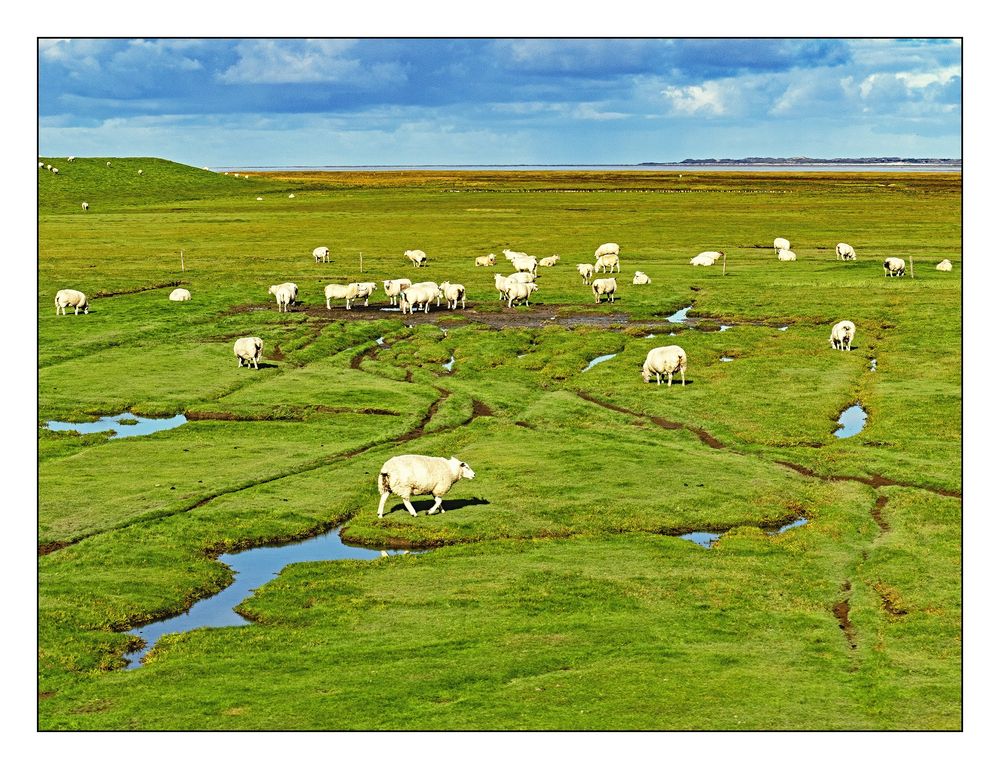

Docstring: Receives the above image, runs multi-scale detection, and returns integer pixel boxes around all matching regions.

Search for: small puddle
[834,404,868,438]
[645,333,656,339]
[45,412,186,439]
[122,527,409,669]
[380,307,401,313]
[778,326,789,332]
[667,306,692,323]
[375,337,385,346]
[869,358,877,372]
[443,355,455,372]
[679,517,809,549]
[582,353,617,372]
[717,325,732,333]
[719,357,734,362]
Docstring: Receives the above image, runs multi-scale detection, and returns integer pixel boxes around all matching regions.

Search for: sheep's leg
[326,299,331,310]
[377,491,391,518]
[681,369,686,386]
[237,357,242,368]
[667,371,673,387]
[428,496,444,515]
[401,497,419,517]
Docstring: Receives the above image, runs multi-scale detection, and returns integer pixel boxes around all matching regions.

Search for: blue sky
[38,38,961,165]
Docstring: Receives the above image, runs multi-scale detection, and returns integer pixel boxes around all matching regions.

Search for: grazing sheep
[312,246,330,263]
[883,257,907,277]
[349,281,378,307]
[538,255,560,268]
[829,320,856,351]
[439,281,466,310]
[51,168,59,174]
[383,278,413,306]
[376,454,476,517]
[234,337,264,369]
[106,161,112,167]
[690,254,717,267]
[594,253,620,273]
[325,283,361,310]
[505,272,534,285]
[836,243,857,260]
[511,254,538,275]
[399,282,440,314]
[81,202,89,212]
[168,288,192,302]
[594,242,620,258]
[475,254,497,267]
[45,164,52,170]
[642,345,687,386]
[632,271,651,285]
[67,156,75,162]
[777,249,797,262]
[268,283,295,312]
[592,277,617,304]
[503,249,528,262]
[54,289,89,316]
[405,249,428,267]
[936,259,953,271]
[506,280,538,308]
[577,263,594,284]
[773,237,791,253]
[38,161,44,168]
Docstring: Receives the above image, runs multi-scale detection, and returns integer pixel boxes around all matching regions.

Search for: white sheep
[169,288,192,302]
[592,277,617,304]
[349,281,378,307]
[829,320,856,351]
[506,272,534,285]
[577,263,594,284]
[268,283,296,312]
[594,253,620,273]
[475,254,497,267]
[632,271,651,285]
[54,289,89,315]
[689,254,716,266]
[696,251,724,264]
[538,255,560,268]
[38,161,44,168]
[405,249,428,267]
[51,168,59,174]
[883,257,906,277]
[45,164,52,170]
[288,193,296,199]
[313,246,330,263]
[439,281,466,310]
[836,243,857,260]
[503,249,528,262]
[936,259,953,271]
[773,237,791,253]
[399,282,440,314]
[642,345,687,386]
[506,280,538,308]
[777,249,797,262]
[234,337,264,369]
[594,242,620,258]
[255,196,264,201]
[81,202,89,212]
[106,161,112,167]
[376,454,476,517]
[324,283,361,310]
[511,254,538,274]
[383,278,412,306]
[137,169,143,176]
[495,273,512,300]
[67,156,75,162]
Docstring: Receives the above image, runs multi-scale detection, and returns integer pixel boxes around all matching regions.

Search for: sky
[37,38,961,166]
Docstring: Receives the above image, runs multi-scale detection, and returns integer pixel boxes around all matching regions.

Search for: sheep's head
[641,365,651,383]
[451,457,476,480]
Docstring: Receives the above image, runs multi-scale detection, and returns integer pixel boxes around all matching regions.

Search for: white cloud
[217,40,404,86]
[661,83,726,116]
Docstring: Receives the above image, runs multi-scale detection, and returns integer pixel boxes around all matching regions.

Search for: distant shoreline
[214,163,961,174]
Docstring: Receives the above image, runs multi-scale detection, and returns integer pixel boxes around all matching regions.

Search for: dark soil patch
[872,495,890,532]
[833,581,858,650]
[471,400,494,418]
[775,461,960,499]
[38,541,70,556]
[270,345,286,361]
[93,280,182,298]
[576,392,725,449]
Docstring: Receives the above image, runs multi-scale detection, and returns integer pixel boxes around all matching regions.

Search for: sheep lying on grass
[439,281,466,310]
[777,249,797,262]
[883,257,906,277]
[234,337,263,369]
[54,289,89,315]
[632,271,651,285]
[475,254,496,267]
[383,278,412,306]
[592,277,617,303]
[539,255,560,267]
[577,263,594,284]
[376,454,476,517]
[642,345,687,386]
[773,237,791,253]
[829,320,856,351]
[836,243,857,260]
[169,288,192,301]
[405,249,428,267]
[690,252,720,266]
[936,259,953,271]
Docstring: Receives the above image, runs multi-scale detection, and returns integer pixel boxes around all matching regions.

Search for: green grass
[38,161,960,729]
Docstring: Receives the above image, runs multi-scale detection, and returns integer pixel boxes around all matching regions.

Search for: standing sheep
[642,345,687,386]
[54,289,89,315]
[325,283,362,310]
[399,282,440,314]
[632,271,651,285]
[503,249,528,262]
[511,254,539,275]
[883,257,907,277]
[506,280,538,308]
[137,169,143,176]
[51,168,59,174]
[169,288,192,302]
[592,277,617,304]
[936,259,953,271]
[383,278,412,306]
[439,281,466,310]
[829,320,856,351]
[495,273,512,300]
[234,337,264,369]
[777,249,797,262]
[350,282,378,307]
[577,263,594,284]
[594,253,620,273]
[405,249,428,267]
[313,246,330,263]
[268,284,295,312]
[836,243,857,260]
[376,454,476,517]
[475,254,497,267]
[106,161,112,167]
[81,202,89,212]
[773,238,791,253]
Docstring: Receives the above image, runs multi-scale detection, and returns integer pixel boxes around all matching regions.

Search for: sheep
[632,271,651,285]
[399,282,440,314]
[268,283,295,312]
[168,288,192,302]
[506,279,538,308]
[696,251,724,264]
[54,289,89,315]
[475,254,497,267]
[349,281,378,307]
[777,249,797,262]
[288,193,296,199]
[234,337,264,369]
[45,164,52,170]
[511,254,538,275]
[506,272,534,285]
[376,454,476,517]
[503,249,528,262]
[51,168,59,174]
[255,196,264,201]
[324,283,361,310]
[439,281,466,310]
[829,320,856,351]
[312,246,330,263]
[592,277,617,304]
[594,242,620,258]
[495,273,512,300]
[383,278,412,306]
[538,255,560,268]
[936,259,953,271]
[81,202,89,212]
[773,237,791,253]
[137,169,143,176]
[405,249,428,267]
[690,254,717,267]
[106,161,112,167]
[883,257,907,277]
[836,243,857,260]
[67,156,75,162]
[642,345,687,386]
[577,263,594,284]
[594,253,620,273]
[38,161,44,168]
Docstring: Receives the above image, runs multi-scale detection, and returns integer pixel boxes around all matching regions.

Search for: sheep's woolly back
[377,454,473,497]
[642,345,687,381]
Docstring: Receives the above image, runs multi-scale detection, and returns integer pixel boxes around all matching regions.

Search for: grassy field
[37,158,961,730]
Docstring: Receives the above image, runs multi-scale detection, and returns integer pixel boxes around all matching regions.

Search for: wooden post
[181,250,185,272]
[360,252,363,273]
[722,251,727,277]
[909,254,914,279]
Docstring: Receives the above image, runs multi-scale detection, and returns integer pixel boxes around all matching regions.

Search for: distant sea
[213,163,961,173]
